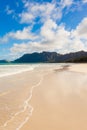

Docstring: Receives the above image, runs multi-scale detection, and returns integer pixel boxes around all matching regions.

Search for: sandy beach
[0,64,87,130]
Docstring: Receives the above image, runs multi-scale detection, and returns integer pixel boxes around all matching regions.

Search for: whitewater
[0,63,66,130]
[0,64,39,78]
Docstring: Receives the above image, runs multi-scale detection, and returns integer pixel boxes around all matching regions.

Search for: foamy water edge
[0,64,40,78]
[0,64,64,130]
[0,76,43,130]
[0,70,53,130]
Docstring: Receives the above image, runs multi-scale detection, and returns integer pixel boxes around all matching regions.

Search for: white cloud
[5,5,14,15]
[1,0,87,60]
[0,26,38,43]
[41,19,57,41]
[83,0,87,3]
[9,27,37,40]
[74,17,87,38]
[20,2,56,23]
[60,0,73,8]
[20,12,34,23]
[10,42,44,59]
[10,17,87,59]
[0,34,9,43]
[19,0,73,24]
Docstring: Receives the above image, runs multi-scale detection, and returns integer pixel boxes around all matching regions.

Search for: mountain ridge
[1,51,87,63]
[13,50,87,63]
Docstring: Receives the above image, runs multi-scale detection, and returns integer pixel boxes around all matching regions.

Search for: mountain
[14,52,60,63]
[57,51,87,62]
[13,51,87,63]
[0,60,8,63]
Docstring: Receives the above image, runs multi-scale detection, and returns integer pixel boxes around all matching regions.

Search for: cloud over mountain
[0,0,87,60]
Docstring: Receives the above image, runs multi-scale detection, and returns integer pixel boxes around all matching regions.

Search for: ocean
[0,64,39,78]
[0,63,65,78]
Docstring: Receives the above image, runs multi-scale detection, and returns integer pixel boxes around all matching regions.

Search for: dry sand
[70,63,87,73]
[0,64,87,130]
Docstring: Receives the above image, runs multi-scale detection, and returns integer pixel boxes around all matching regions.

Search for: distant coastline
[1,50,87,63]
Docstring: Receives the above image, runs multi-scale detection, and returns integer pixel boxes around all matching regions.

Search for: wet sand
[0,64,87,130]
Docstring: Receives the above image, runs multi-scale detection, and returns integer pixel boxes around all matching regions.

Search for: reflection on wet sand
[0,64,87,130]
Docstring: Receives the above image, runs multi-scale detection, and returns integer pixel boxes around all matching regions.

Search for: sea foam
[0,64,38,78]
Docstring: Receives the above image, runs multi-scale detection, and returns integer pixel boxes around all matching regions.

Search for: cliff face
[13,51,87,63]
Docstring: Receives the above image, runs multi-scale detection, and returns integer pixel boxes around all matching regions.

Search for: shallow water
[0,64,38,77]
[0,63,87,130]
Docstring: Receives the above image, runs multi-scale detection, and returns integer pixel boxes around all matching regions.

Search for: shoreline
[21,64,87,130]
[0,64,87,130]
[0,65,54,130]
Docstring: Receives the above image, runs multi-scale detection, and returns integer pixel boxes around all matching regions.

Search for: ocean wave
[0,64,39,78]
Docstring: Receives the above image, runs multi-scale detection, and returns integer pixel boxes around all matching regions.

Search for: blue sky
[0,0,87,60]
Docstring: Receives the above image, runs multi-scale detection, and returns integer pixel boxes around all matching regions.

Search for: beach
[0,63,87,130]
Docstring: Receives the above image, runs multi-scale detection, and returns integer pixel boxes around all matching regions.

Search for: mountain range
[13,51,87,63]
[1,51,87,63]
[0,60,8,63]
